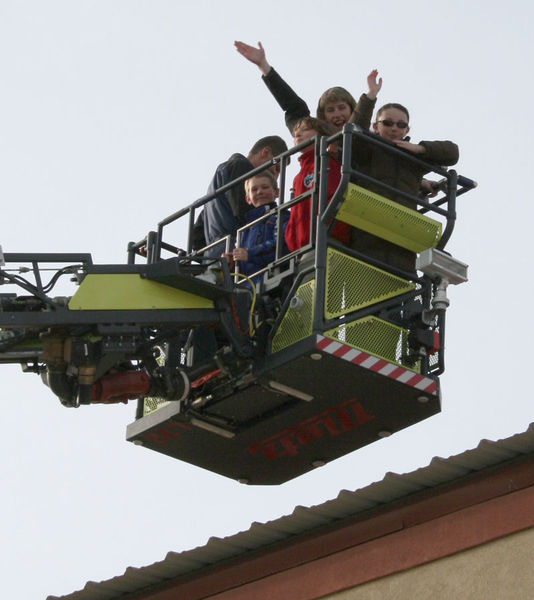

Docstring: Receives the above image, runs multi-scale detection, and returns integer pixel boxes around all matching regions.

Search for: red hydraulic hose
[90,371,151,404]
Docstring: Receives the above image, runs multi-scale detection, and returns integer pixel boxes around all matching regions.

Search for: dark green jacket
[352,133,459,208]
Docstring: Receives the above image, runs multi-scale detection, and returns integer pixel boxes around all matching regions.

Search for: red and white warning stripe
[316,335,437,395]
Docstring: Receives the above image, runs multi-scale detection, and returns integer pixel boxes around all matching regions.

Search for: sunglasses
[377,119,409,129]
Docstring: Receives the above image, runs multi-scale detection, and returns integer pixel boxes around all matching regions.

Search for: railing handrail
[129,126,476,268]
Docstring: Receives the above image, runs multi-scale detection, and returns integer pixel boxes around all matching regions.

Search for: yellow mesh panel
[143,345,170,415]
[325,248,414,319]
[144,397,170,416]
[271,280,315,354]
[337,183,442,252]
[325,316,420,372]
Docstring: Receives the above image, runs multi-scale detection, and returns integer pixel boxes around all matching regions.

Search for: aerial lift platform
[0,125,475,484]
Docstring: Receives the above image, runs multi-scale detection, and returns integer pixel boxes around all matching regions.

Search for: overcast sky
[1,1,533,598]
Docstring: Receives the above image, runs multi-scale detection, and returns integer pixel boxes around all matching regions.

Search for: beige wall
[137,471,534,600]
[326,527,534,600]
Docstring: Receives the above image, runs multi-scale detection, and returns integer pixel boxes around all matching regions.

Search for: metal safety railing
[128,125,476,377]
[129,124,475,272]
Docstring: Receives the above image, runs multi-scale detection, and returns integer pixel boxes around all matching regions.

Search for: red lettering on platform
[247,398,374,460]
[143,420,191,445]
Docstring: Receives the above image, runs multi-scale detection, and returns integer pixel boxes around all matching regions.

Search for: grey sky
[1,1,532,597]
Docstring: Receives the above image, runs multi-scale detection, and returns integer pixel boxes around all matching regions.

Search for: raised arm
[235,40,310,133]
[234,40,271,76]
[366,69,382,101]
[349,69,382,130]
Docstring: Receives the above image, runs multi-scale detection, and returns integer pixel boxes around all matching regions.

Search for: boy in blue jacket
[230,171,288,279]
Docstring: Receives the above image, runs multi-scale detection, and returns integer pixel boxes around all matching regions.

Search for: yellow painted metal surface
[325,248,414,319]
[337,183,442,252]
[271,280,315,354]
[325,316,420,372]
[68,274,214,310]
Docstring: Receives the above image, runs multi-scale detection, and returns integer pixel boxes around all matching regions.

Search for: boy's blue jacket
[237,202,289,276]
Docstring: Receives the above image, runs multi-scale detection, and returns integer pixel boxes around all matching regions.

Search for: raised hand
[234,40,271,76]
[366,69,383,100]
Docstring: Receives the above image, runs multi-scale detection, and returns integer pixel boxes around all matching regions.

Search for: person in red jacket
[284,117,350,252]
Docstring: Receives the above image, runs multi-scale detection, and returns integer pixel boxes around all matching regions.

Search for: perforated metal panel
[325,316,420,372]
[325,248,414,319]
[337,183,442,252]
[143,345,170,415]
[271,280,315,354]
[144,397,170,415]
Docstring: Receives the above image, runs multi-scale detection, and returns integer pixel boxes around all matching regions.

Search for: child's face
[373,107,410,142]
[246,176,278,208]
[293,123,317,148]
[323,100,352,130]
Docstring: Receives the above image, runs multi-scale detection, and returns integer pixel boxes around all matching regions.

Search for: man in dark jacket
[350,103,459,272]
[201,135,287,258]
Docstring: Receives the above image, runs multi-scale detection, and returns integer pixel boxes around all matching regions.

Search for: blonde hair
[244,170,278,196]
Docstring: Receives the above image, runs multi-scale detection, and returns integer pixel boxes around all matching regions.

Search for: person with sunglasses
[349,102,459,271]
[353,102,458,207]
[372,103,457,166]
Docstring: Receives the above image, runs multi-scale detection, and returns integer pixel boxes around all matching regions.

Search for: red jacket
[285,150,350,252]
